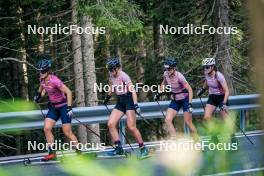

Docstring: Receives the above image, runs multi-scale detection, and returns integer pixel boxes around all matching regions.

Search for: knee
[43,126,52,134]
[185,119,192,125]
[165,117,173,124]
[63,129,72,138]
[107,121,116,129]
[204,116,210,121]
[127,124,136,132]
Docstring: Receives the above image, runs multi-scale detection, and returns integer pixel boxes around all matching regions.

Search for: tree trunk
[11,62,20,97]
[81,15,100,143]
[15,6,29,154]
[152,1,165,137]
[17,6,29,101]
[136,38,148,102]
[105,30,111,58]
[49,34,56,60]
[213,0,235,94]
[247,0,264,130]
[37,12,44,54]
[153,0,164,61]
[71,0,87,144]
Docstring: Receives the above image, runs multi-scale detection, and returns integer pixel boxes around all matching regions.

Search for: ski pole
[198,96,205,110]
[234,120,254,145]
[156,100,166,119]
[104,105,134,151]
[134,111,163,137]
[70,112,117,149]
[36,102,46,120]
[199,97,254,145]
[223,110,254,145]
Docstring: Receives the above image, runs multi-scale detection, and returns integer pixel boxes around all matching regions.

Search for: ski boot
[41,153,57,161]
[106,146,124,156]
[138,146,150,160]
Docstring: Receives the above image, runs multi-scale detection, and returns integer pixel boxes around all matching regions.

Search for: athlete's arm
[108,80,113,96]
[202,80,207,89]
[153,80,165,101]
[184,82,193,103]
[159,80,166,93]
[59,85,72,107]
[103,80,113,105]
[41,89,46,96]
[221,81,229,104]
[34,86,44,103]
[128,82,138,104]
[37,85,43,94]
[197,79,207,97]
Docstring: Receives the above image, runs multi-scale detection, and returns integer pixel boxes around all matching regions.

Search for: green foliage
[0,0,260,162]
[0,100,36,113]
[61,154,153,176]
[79,0,144,36]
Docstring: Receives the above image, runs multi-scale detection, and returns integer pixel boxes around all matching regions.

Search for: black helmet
[106,57,121,71]
[164,57,177,69]
[36,59,51,71]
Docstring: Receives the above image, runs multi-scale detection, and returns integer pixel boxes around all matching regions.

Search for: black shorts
[46,104,71,124]
[207,94,229,107]
[114,92,135,113]
[168,97,189,112]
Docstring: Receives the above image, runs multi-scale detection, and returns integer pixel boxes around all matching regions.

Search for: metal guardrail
[0,94,260,145]
[0,94,260,130]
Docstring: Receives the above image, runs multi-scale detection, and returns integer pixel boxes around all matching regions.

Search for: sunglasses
[164,65,174,71]
[165,68,174,71]
[108,68,116,72]
[203,65,211,70]
[39,69,49,74]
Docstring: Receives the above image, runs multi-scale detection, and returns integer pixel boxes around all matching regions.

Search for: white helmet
[202,58,215,66]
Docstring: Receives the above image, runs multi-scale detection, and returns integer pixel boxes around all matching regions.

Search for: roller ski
[23,153,60,166]
[97,146,131,159]
[137,146,151,160]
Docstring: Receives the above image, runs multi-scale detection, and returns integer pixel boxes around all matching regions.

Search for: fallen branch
[0,57,38,70]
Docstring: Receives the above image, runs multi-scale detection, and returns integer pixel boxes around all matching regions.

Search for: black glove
[154,92,161,101]
[103,95,111,105]
[197,88,206,97]
[219,102,228,111]
[67,106,73,117]
[134,104,141,114]
[188,103,193,113]
[34,92,41,103]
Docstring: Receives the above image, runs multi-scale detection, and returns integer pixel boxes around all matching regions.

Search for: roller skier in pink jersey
[103,57,149,159]
[197,58,229,116]
[34,57,79,161]
[154,58,197,138]
[197,58,237,143]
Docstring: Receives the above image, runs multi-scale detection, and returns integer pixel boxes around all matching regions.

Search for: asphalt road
[1,131,263,176]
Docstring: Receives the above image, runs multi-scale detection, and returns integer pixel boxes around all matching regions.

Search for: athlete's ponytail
[213,65,218,71]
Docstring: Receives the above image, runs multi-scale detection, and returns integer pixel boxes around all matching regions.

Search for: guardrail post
[119,120,126,145]
[184,122,190,135]
[239,110,246,131]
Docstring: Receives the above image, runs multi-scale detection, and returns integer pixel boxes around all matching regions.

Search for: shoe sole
[23,158,60,166]
[96,154,128,159]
